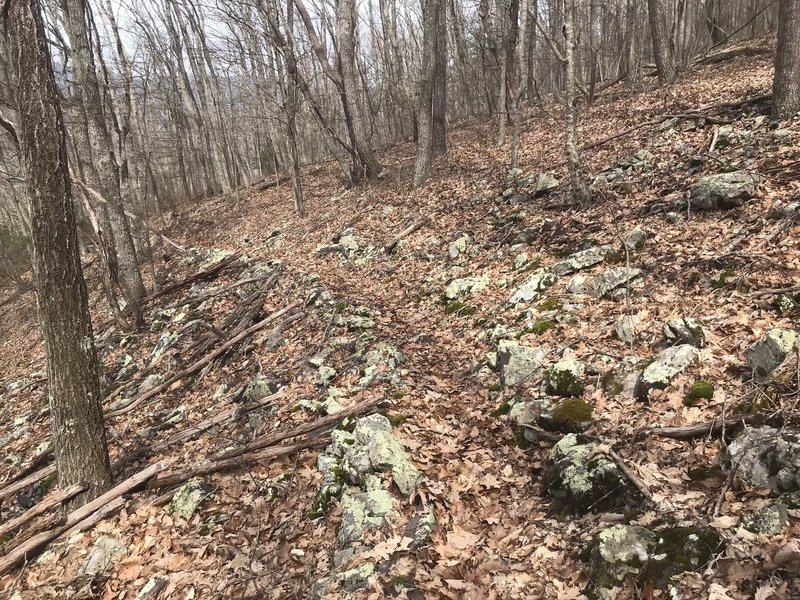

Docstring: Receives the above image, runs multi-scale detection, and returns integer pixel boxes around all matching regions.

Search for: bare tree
[773,0,800,118]
[564,0,588,203]
[648,0,677,84]
[5,0,112,505]
[413,0,441,187]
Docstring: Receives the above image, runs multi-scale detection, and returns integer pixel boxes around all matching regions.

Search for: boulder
[551,245,612,277]
[592,267,642,299]
[449,233,470,259]
[337,488,395,545]
[78,536,127,576]
[544,359,586,397]
[534,173,560,196]
[509,269,557,304]
[636,344,699,398]
[497,340,546,386]
[614,314,640,344]
[744,328,797,383]
[545,434,637,513]
[663,317,704,347]
[603,357,645,399]
[690,171,758,210]
[743,503,788,535]
[726,427,800,493]
[170,479,214,519]
[622,226,648,251]
[587,525,655,588]
[443,276,489,300]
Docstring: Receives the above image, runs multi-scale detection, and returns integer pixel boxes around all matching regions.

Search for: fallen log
[144,252,243,306]
[385,217,430,253]
[0,465,57,503]
[633,412,775,441]
[0,483,85,540]
[106,300,303,418]
[0,462,164,576]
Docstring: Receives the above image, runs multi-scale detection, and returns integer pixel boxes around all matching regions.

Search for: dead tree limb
[143,253,243,306]
[633,412,775,441]
[0,483,85,540]
[0,465,57,503]
[385,217,430,253]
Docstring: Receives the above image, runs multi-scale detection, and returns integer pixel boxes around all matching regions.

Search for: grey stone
[449,233,470,259]
[535,173,560,196]
[512,252,530,271]
[727,427,800,493]
[443,276,489,300]
[317,365,337,386]
[552,245,612,277]
[615,314,640,345]
[622,226,648,251]
[78,536,127,576]
[337,488,395,544]
[134,578,167,600]
[170,479,214,519]
[567,275,590,294]
[588,525,655,586]
[663,317,704,347]
[544,359,586,397]
[592,267,642,298]
[405,506,436,547]
[637,345,699,398]
[690,171,759,210]
[497,340,546,386]
[243,374,281,402]
[509,269,557,303]
[743,503,788,535]
[744,329,797,383]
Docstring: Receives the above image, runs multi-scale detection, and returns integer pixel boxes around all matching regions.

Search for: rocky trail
[1,53,800,599]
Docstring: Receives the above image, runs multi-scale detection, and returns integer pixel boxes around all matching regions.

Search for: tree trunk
[647,0,677,84]
[564,0,588,203]
[431,0,447,157]
[7,0,113,506]
[773,0,800,118]
[413,0,441,187]
[625,0,645,89]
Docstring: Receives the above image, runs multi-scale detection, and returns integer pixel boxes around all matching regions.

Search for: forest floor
[1,50,800,599]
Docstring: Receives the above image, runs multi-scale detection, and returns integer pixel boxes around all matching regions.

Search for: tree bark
[647,0,677,84]
[413,0,441,187]
[7,0,113,506]
[431,0,447,157]
[773,0,800,118]
[564,0,588,203]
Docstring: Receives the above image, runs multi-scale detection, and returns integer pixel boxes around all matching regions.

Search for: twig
[0,483,85,540]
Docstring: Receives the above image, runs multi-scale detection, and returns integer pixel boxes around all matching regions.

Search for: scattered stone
[337,488,395,544]
[170,479,215,519]
[544,359,586,397]
[497,340,546,386]
[743,503,788,535]
[744,328,797,383]
[614,314,640,344]
[566,274,590,294]
[316,229,360,258]
[443,276,489,300]
[587,525,655,588]
[512,252,530,271]
[636,344,699,398]
[243,374,281,401]
[622,225,648,251]
[690,171,759,210]
[546,434,637,513]
[449,233,470,259]
[534,173,559,196]
[508,397,554,444]
[592,267,642,299]
[312,563,377,598]
[603,357,645,398]
[726,427,800,493]
[134,577,167,600]
[551,245,612,276]
[78,536,127,576]
[509,269,557,304]
[404,506,436,547]
[149,329,181,367]
[663,317,705,347]
[317,365,337,386]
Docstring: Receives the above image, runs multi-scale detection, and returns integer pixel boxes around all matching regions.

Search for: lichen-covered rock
[592,267,642,298]
[615,314,640,344]
[545,434,636,513]
[317,365,337,386]
[726,427,800,493]
[404,506,436,547]
[640,525,722,588]
[443,276,489,300]
[743,503,788,535]
[535,173,560,196]
[567,274,590,294]
[170,479,214,519]
[512,252,530,271]
[337,488,395,544]
[636,344,699,398]
[744,329,797,383]
[243,374,281,401]
[137,373,163,396]
[508,397,554,444]
[544,359,586,397]
[509,269,557,304]
[603,357,645,399]
[134,578,167,600]
[312,562,377,599]
[78,536,127,576]
[663,317,704,347]
[622,225,648,251]
[449,233,470,259]
[552,245,612,276]
[497,340,546,386]
[316,229,360,258]
[587,525,655,588]
[690,171,758,210]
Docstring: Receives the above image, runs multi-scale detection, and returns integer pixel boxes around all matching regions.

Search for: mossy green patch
[551,398,593,430]
[526,319,557,335]
[537,296,563,312]
[515,426,532,449]
[685,380,714,405]
[387,413,409,427]
[391,391,406,399]
[444,301,477,316]
[488,383,503,393]
[491,400,511,417]
[711,268,736,289]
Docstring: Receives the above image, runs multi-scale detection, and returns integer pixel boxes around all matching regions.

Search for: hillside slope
[1,52,799,599]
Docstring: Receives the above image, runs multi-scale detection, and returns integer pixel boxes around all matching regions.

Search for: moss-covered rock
[544,359,586,397]
[587,525,654,589]
[170,479,215,519]
[685,380,714,405]
[548,398,593,431]
[744,328,797,383]
[742,503,788,535]
[636,345,699,399]
[640,525,723,588]
[526,319,557,335]
[509,269,557,304]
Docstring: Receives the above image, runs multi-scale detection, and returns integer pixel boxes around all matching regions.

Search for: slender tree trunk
[431,0,447,157]
[625,0,645,89]
[413,0,441,187]
[7,0,113,506]
[773,0,800,118]
[648,0,677,84]
[564,0,588,203]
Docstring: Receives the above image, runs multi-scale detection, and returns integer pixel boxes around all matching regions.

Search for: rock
[509,269,557,303]
[449,233,470,259]
[509,398,554,444]
[566,274,590,294]
[78,536,127,576]
[316,229,360,258]
[134,577,167,600]
[615,314,640,344]
[317,365,337,386]
[243,374,281,401]
[534,173,560,196]
[337,488,395,545]
[592,267,642,298]
[690,171,758,210]
[136,374,163,396]
[149,329,180,367]
[404,506,436,547]
[640,525,723,588]
[443,276,489,300]
[551,245,612,276]
[544,359,586,397]
[170,479,214,519]
[312,563,377,598]
[497,340,546,387]
[663,317,705,347]
[603,358,644,399]
[587,525,655,588]
[637,344,699,398]
[726,427,800,493]
[744,328,797,383]
[622,226,648,251]
[774,129,792,142]
[545,434,637,513]
[512,252,530,271]
[507,167,524,181]
[743,503,788,535]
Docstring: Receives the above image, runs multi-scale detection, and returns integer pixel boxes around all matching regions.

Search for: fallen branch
[750,285,800,298]
[0,465,57,503]
[213,396,383,462]
[252,174,291,191]
[165,266,281,311]
[106,300,303,418]
[697,45,772,65]
[0,462,164,576]
[144,253,243,306]
[633,412,775,441]
[0,483,85,540]
[385,217,430,253]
